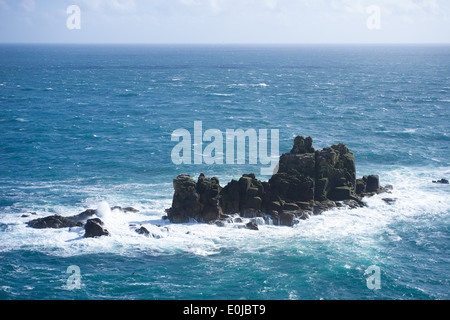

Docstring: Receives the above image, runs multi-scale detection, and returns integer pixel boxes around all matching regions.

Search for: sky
[0,0,449,44]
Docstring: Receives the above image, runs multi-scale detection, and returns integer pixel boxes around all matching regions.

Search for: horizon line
[1,42,450,46]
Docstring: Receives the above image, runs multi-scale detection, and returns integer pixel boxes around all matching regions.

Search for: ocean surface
[0,44,449,300]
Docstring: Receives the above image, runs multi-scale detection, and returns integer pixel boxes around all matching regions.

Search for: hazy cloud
[0,0,448,43]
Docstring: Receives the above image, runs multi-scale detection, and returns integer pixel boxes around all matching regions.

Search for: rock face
[165,173,223,223]
[166,136,388,226]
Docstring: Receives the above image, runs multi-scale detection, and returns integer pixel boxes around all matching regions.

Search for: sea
[0,44,449,300]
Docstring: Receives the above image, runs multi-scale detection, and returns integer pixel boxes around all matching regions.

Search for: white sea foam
[95,201,111,219]
[0,167,448,258]
[210,93,234,96]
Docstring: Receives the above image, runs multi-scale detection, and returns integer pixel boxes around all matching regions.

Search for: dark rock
[315,143,356,200]
[239,174,266,216]
[27,215,78,229]
[136,226,150,236]
[233,216,243,223]
[343,199,365,209]
[366,175,380,193]
[219,213,230,220]
[313,200,337,215]
[283,202,300,211]
[220,173,268,217]
[220,179,240,214]
[67,209,97,225]
[166,135,385,227]
[166,174,202,223]
[111,206,140,213]
[84,218,109,238]
[328,186,353,201]
[278,152,316,177]
[355,178,366,195]
[433,179,449,184]
[269,172,315,203]
[315,177,329,201]
[196,174,223,222]
[279,211,296,226]
[290,136,315,154]
[266,200,282,215]
[296,201,313,211]
[382,198,397,205]
[243,196,262,216]
[215,220,226,227]
[269,137,318,204]
[166,174,223,223]
[246,221,259,230]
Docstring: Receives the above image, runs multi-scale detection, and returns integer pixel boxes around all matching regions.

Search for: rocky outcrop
[26,215,81,229]
[26,206,138,233]
[27,214,109,237]
[166,136,389,226]
[165,173,223,223]
[26,208,102,229]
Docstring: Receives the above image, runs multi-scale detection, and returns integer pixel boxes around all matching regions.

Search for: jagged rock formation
[166,136,388,226]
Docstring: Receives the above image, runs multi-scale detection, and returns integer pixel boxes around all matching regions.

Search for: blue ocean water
[0,44,449,300]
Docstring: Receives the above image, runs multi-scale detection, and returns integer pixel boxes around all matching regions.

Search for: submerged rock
[111,206,140,213]
[246,221,259,230]
[382,198,397,205]
[433,178,449,184]
[135,226,150,236]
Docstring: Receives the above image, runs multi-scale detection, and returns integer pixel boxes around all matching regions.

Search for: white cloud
[0,0,448,43]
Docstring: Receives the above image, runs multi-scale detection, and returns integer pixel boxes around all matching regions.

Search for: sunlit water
[0,45,449,299]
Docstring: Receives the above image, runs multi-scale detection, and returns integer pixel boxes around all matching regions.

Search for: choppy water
[0,44,449,300]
